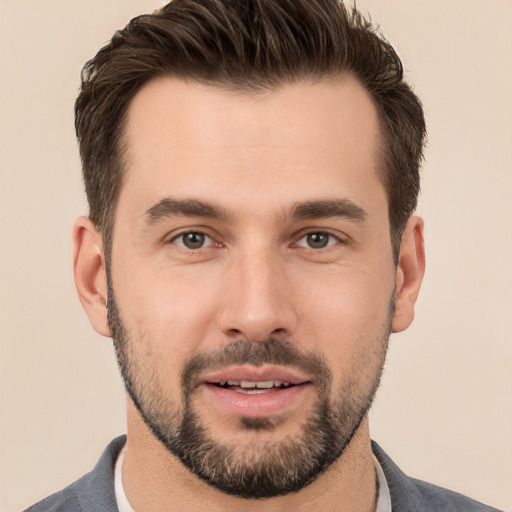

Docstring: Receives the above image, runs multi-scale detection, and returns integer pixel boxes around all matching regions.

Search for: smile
[214,380,293,394]
[200,366,313,417]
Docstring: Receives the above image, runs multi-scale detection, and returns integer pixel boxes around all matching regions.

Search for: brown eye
[306,232,330,249]
[295,231,340,250]
[173,232,211,249]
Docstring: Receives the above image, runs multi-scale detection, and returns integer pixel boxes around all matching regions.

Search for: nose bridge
[219,242,297,342]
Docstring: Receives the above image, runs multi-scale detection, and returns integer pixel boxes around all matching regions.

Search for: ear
[392,215,425,333]
[73,216,111,337]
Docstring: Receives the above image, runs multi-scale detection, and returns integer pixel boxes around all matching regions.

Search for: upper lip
[201,365,312,386]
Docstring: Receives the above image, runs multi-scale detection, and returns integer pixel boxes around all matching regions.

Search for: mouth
[202,365,311,390]
[211,379,295,394]
[200,366,313,417]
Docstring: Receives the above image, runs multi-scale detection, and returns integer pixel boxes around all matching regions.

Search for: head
[73,0,426,501]
[75,0,425,262]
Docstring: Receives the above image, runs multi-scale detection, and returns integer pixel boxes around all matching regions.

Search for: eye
[171,231,214,250]
[295,231,338,249]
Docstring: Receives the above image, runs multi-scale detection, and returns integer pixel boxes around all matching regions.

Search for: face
[108,76,397,498]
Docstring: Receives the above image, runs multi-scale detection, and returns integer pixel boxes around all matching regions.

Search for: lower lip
[202,383,312,418]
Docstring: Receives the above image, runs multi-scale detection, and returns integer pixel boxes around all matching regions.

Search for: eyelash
[169,229,343,251]
[170,231,218,250]
[294,231,341,250]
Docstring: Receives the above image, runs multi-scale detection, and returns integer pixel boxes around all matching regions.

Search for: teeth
[233,388,272,394]
[218,380,292,389]
[256,381,274,389]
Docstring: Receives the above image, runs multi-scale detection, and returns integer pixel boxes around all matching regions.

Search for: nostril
[226,328,243,338]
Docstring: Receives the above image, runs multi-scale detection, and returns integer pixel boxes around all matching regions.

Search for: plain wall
[0,1,510,510]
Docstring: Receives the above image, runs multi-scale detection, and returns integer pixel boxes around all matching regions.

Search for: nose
[218,248,298,342]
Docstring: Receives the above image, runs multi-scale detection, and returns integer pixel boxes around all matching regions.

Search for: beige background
[1,1,511,510]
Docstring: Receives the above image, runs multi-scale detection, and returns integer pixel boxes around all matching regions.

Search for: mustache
[181,337,332,392]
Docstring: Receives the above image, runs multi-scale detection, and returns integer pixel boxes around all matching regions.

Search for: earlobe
[392,215,425,333]
[73,216,111,337]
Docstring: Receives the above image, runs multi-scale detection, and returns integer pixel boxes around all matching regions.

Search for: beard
[107,276,392,499]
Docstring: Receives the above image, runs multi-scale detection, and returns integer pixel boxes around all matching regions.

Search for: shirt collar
[115,443,392,511]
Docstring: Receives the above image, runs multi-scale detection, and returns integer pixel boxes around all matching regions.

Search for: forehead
[120,75,384,218]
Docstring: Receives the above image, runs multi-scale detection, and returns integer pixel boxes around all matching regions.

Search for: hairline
[100,72,402,263]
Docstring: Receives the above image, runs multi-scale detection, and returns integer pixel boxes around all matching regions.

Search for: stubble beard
[107,277,392,499]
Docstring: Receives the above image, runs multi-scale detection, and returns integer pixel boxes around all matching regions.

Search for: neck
[122,400,377,512]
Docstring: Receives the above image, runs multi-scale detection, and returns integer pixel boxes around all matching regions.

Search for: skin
[73,75,425,511]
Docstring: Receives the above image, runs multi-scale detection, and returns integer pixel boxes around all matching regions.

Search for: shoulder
[371,441,503,512]
[409,477,503,512]
[24,488,81,512]
[24,435,126,512]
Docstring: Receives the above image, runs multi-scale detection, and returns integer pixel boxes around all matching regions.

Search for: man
[26,0,501,511]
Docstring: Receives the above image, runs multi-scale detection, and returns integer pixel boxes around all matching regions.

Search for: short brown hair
[75,0,426,259]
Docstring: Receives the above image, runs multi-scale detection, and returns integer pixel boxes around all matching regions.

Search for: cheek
[295,266,393,366]
[113,261,223,364]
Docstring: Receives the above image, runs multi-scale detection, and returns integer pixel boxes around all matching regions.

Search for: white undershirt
[114,444,392,512]
[114,444,135,512]
[373,453,392,512]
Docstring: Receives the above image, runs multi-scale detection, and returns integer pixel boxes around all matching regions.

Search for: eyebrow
[144,198,230,224]
[290,199,368,223]
[144,197,367,225]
